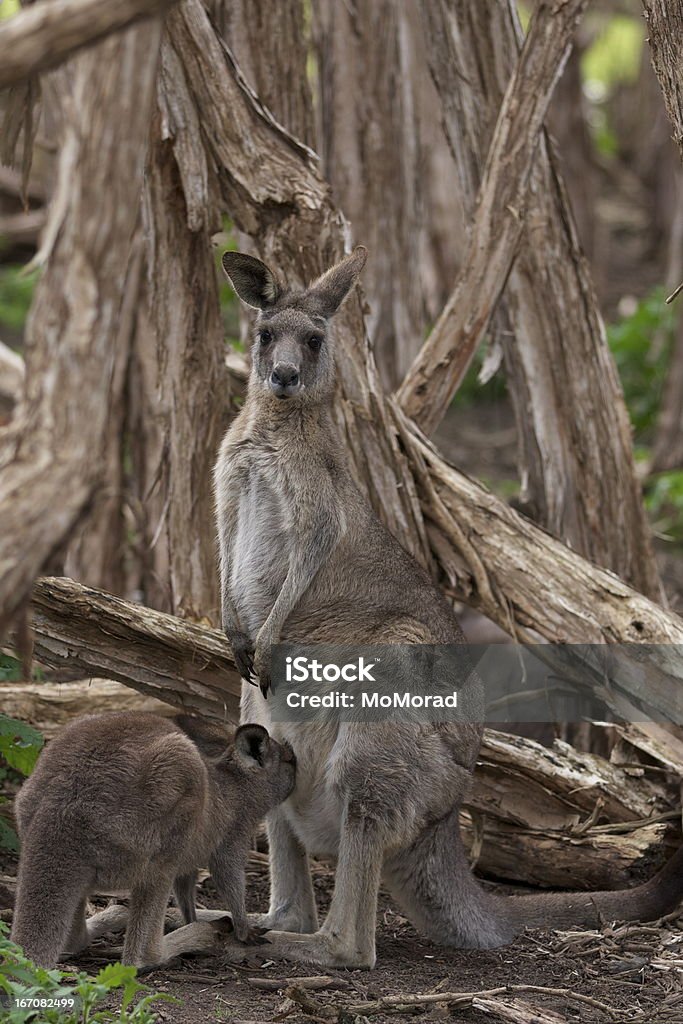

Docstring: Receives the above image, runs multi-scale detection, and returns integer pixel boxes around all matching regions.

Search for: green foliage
[0,712,44,851]
[606,288,676,438]
[0,266,36,334]
[582,15,643,93]
[450,343,507,409]
[645,471,683,545]
[0,715,43,779]
[0,923,174,1023]
[0,0,21,20]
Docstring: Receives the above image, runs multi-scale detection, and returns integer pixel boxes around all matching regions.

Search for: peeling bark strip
[642,0,683,167]
[0,0,174,91]
[394,0,588,434]
[29,577,242,720]
[0,20,165,629]
[168,0,677,655]
[416,0,661,601]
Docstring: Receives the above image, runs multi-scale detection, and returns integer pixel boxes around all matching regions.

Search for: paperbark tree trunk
[0,15,166,630]
[126,70,229,622]
[413,0,661,601]
[642,0,683,168]
[212,0,314,150]
[313,0,447,388]
[66,34,230,622]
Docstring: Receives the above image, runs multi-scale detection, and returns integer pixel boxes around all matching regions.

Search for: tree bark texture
[395,0,588,433]
[313,0,456,388]
[413,0,661,601]
[0,0,174,91]
[0,18,164,630]
[213,0,315,151]
[642,0,683,167]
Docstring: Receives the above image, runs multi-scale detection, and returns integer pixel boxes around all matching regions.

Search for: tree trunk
[415,0,662,601]
[212,0,314,150]
[0,14,166,630]
[642,0,683,168]
[312,0,437,388]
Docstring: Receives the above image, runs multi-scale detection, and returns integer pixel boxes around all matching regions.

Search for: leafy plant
[0,716,43,779]
[0,713,44,851]
[0,923,174,1023]
[606,287,676,438]
[0,266,36,334]
[645,470,683,546]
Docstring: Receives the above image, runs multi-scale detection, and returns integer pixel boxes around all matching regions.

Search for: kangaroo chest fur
[230,457,292,637]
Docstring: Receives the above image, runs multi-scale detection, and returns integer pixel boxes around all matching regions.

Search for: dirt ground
[5,848,683,1024]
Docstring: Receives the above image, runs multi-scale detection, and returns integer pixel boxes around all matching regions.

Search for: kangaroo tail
[384,808,683,949]
[11,830,89,967]
[508,841,683,931]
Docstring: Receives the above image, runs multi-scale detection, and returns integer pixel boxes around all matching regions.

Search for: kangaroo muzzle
[270,363,301,398]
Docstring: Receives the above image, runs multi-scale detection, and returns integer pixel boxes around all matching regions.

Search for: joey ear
[221,252,280,309]
[307,246,367,319]
[234,724,270,767]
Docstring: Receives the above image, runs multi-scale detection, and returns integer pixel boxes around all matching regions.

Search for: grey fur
[10,712,295,968]
[212,248,683,968]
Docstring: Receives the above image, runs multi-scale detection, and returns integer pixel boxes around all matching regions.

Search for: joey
[10,712,295,968]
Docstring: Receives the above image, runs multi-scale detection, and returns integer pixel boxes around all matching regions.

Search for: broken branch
[394,0,588,434]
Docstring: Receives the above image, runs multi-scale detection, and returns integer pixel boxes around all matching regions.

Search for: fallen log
[12,576,681,890]
[461,815,677,890]
[26,576,241,721]
[0,679,171,737]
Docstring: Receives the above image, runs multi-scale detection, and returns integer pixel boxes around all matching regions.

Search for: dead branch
[394,0,588,434]
[0,16,165,630]
[284,981,617,1020]
[16,576,681,887]
[0,0,176,91]
[27,577,241,720]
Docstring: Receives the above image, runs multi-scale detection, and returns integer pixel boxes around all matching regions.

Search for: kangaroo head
[222,247,367,405]
[217,723,297,810]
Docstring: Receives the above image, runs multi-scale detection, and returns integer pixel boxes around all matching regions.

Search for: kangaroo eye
[259,329,273,346]
[308,334,323,352]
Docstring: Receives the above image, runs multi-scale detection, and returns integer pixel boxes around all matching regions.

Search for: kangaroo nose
[271,364,299,388]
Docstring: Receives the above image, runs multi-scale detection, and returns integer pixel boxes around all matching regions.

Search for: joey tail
[383,808,683,949]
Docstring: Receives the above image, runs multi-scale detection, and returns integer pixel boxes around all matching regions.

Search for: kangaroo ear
[222,252,280,309]
[307,246,367,319]
[234,723,270,767]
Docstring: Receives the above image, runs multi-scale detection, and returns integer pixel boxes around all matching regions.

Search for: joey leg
[63,901,129,956]
[256,808,318,933]
[174,871,197,924]
[123,876,172,967]
[263,810,383,968]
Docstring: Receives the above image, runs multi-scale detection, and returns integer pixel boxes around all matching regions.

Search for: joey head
[10,712,295,968]
[212,246,683,970]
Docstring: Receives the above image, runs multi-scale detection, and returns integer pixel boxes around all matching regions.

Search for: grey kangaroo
[11,712,295,967]
[210,246,683,968]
